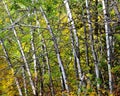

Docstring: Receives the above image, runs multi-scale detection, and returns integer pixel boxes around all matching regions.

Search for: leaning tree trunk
[32,4,45,95]
[63,0,82,92]
[30,0,38,91]
[28,9,38,93]
[40,6,69,93]
[85,0,100,92]
[102,0,113,94]
[0,39,23,96]
[3,1,36,95]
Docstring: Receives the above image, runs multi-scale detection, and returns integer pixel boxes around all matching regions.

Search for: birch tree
[40,6,69,93]
[27,8,38,93]
[0,0,120,95]
[102,0,113,94]
[31,1,38,88]
[22,66,27,96]
[2,1,36,95]
[63,0,82,92]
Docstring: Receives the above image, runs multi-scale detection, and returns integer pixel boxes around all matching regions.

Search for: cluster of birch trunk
[0,0,120,96]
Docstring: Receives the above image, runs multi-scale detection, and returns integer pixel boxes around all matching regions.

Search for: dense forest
[0,0,120,96]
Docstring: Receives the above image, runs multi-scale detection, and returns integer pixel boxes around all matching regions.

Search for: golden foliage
[0,58,17,95]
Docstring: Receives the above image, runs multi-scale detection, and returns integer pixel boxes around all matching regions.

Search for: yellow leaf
[5,18,10,22]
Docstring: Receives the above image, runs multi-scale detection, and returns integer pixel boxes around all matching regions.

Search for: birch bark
[30,28,38,91]
[22,66,27,96]
[102,0,113,94]
[33,4,55,95]
[30,1,38,90]
[63,0,82,91]
[3,1,36,95]
[31,2,44,94]
[40,6,69,93]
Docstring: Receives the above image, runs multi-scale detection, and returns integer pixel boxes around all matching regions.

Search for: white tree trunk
[30,28,37,90]
[102,0,113,94]
[40,6,69,93]
[22,66,27,96]
[31,0,38,89]
[3,1,36,95]
[63,0,82,91]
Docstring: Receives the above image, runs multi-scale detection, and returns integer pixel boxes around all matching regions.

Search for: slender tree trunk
[37,59,44,96]
[30,1,38,91]
[40,6,69,93]
[0,39,23,96]
[81,6,91,93]
[63,0,82,92]
[32,5,45,95]
[30,28,38,93]
[41,37,55,96]
[85,0,100,91]
[33,4,55,95]
[84,25,90,71]
[82,7,90,71]
[3,1,36,95]
[102,0,113,94]
[22,66,27,96]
